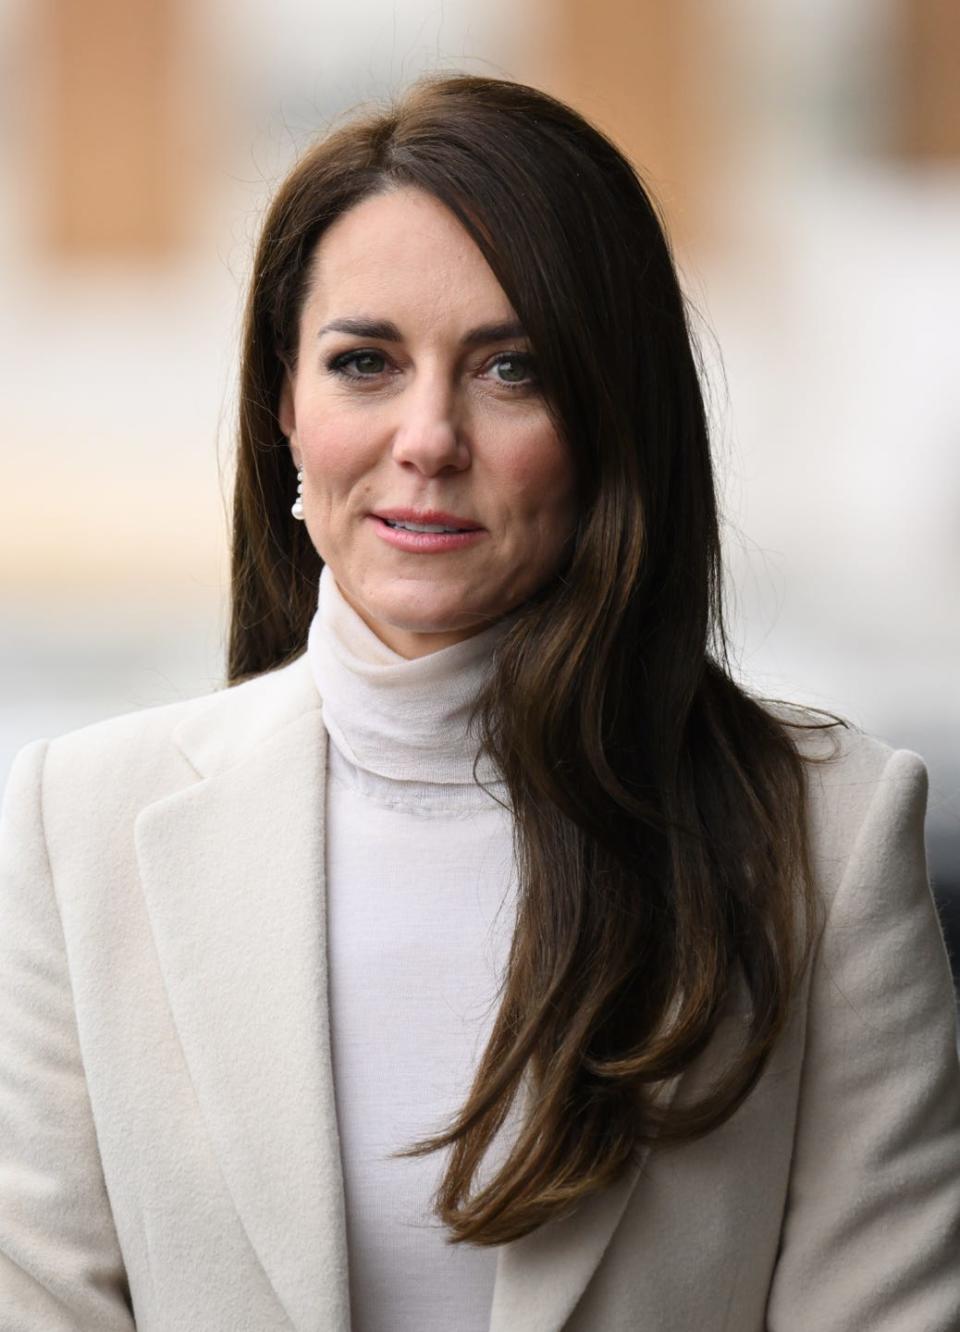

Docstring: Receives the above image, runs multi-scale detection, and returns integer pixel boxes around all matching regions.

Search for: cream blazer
[1,653,959,1332]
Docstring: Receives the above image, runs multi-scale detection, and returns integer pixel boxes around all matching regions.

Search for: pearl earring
[291,469,304,520]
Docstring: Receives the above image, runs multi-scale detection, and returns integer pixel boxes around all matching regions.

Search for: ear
[278,366,298,458]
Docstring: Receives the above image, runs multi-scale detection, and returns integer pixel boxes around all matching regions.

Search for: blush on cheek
[301,434,362,475]
[502,428,572,486]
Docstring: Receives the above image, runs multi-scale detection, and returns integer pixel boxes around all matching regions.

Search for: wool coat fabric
[1,651,958,1331]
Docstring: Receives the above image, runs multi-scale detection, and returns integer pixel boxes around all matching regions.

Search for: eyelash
[326,348,538,391]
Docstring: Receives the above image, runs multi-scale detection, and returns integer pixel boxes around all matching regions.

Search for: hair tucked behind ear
[228,72,842,1246]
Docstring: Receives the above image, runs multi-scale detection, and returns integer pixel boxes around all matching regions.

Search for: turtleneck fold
[307,563,512,787]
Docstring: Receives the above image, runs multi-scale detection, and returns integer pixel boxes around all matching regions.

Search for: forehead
[300,186,516,328]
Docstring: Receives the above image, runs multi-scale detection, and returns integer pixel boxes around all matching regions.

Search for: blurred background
[0,0,957,976]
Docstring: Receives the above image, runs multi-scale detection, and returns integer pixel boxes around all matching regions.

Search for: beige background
[1,0,958,888]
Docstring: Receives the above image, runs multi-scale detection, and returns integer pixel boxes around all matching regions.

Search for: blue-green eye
[329,349,387,377]
[490,353,537,386]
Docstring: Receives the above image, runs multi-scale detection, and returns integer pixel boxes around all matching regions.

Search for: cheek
[502,427,577,519]
[297,406,373,486]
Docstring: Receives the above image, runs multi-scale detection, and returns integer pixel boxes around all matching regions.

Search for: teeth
[385,520,466,533]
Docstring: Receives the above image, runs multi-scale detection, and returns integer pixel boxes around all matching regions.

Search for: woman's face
[279,186,578,658]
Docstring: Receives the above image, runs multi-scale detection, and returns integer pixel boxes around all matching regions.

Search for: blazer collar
[135,653,675,1332]
[136,655,349,1331]
[171,652,321,779]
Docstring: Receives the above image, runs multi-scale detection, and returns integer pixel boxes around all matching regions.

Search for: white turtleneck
[307,566,519,1332]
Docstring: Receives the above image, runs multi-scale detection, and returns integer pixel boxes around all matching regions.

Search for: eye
[488,352,538,388]
[328,349,389,378]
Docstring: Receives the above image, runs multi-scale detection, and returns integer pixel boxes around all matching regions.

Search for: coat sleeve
[766,748,960,1330]
[0,740,136,1330]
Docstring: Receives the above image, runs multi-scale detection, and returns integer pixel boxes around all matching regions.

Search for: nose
[390,373,470,476]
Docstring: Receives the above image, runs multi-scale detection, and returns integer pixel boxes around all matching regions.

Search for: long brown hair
[229,74,840,1246]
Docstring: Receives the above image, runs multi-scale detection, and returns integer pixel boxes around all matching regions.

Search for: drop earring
[291,468,304,520]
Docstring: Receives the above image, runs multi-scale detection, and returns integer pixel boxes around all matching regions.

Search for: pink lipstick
[369,507,487,553]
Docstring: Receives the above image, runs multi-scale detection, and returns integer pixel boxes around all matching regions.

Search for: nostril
[391,431,470,474]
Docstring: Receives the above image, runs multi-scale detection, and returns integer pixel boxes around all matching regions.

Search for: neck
[306,565,515,785]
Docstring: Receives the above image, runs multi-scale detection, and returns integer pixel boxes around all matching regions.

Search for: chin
[379,604,488,635]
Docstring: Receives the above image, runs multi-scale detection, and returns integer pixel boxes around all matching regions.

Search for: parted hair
[228,73,838,1247]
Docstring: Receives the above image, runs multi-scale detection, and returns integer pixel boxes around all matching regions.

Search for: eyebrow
[316,316,529,347]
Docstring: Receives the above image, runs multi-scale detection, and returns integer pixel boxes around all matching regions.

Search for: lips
[368,507,487,554]
[372,507,483,531]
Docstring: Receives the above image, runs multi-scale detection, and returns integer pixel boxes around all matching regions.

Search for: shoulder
[3,653,319,825]
[764,702,928,914]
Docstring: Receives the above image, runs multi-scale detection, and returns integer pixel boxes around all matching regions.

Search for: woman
[1,75,958,1332]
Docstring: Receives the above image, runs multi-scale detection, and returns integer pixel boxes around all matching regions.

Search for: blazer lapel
[490,973,751,1331]
[132,653,685,1332]
[489,1078,681,1332]
[135,659,350,1332]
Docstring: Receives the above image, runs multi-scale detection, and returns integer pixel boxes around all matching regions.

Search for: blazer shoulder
[764,698,921,793]
[9,653,318,824]
[766,703,928,910]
